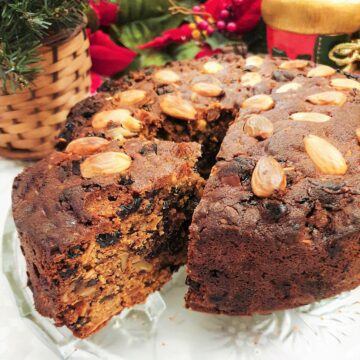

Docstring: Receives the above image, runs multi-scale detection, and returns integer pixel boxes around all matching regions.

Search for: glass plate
[2,211,360,360]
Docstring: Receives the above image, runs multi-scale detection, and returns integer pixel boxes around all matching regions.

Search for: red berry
[220,9,230,19]
[192,5,201,12]
[207,26,215,35]
[227,22,237,32]
[197,20,208,31]
[216,20,226,30]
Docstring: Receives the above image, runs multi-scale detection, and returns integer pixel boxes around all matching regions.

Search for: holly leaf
[114,0,196,50]
[169,41,201,61]
[206,32,238,50]
[120,49,171,74]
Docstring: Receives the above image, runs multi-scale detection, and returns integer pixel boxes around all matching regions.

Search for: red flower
[90,0,119,26]
[195,44,223,59]
[205,0,261,33]
[88,30,137,78]
[90,72,103,93]
[138,24,192,50]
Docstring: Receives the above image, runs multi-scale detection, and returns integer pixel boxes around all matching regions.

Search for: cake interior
[21,175,202,338]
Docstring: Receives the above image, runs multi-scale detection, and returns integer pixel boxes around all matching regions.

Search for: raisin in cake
[12,138,204,338]
[186,62,360,315]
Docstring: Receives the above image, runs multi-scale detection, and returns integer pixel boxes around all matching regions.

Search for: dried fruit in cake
[12,139,204,338]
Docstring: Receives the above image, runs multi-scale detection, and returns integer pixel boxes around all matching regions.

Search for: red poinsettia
[195,44,222,59]
[87,1,137,92]
[90,0,119,26]
[139,0,261,53]
[88,30,137,77]
[138,24,192,50]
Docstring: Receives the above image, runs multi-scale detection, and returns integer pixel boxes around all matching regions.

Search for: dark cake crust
[186,61,360,315]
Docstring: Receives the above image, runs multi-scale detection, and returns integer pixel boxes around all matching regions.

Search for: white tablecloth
[0,158,56,360]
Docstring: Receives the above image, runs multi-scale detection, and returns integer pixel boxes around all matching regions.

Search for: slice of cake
[12,138,204,338]
[186,67,360,314]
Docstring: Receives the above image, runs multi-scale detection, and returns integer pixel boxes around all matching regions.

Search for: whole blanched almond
[307,65,336,78]
[279,59,308,70]
[356,128,360,143]
[192,82,223,97]
[245,56,263,68]
[290,112,331,123]
[202,61,224,74]
[241,72,262,86]
[275,82,302,94]
[251,156,287,197]
[306,91,346,106]
[121,116,142,132]
[244,115,274,139]
[81,152,132,178]
[154,69,180,84]
[65,137,110,155]
[107,126,137,143]
[92,109,131,129]
[304,135,348,175]
[241,94,274,111]
[160,94,197,120]
[119,89,147,105]
[330,78,360,91]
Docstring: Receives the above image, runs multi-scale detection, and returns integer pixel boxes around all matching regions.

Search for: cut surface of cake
[186,62,360,315]
[12,138,204,338]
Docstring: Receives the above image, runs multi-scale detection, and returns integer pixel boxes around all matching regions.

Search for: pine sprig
[0,0,87,93]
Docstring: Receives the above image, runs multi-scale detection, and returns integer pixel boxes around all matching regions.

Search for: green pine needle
[0,0,87,93]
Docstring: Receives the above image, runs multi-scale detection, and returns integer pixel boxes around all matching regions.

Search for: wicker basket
[0,27,91,160]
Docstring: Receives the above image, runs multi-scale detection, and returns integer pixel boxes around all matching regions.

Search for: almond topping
[275,82,302,94]
[251,156,287,198]
[279,59,308,70]
[160,94,197,120]
[290,112,331,123]
[192,82,223,97]
[241,72,262,87]
[119,89,147,105]
[244,115,274,139]
[307,65,336,78]
[92,109,131,129]
[356,128,360,143]
[154,69,180,84]
[121,116,142,132]
[106,127,134,143]
[65,137,110,155]
[304,135,348,175]
[241,94,274,111]
[306,91,346,106]
[245,56,264,68]
[202,61,223,74]
[330,78,360,91]
[81,152,132,178]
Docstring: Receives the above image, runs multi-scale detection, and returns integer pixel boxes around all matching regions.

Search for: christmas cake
[12,53,360,337]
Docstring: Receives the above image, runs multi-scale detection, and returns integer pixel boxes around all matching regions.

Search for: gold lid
[262,0,360,34]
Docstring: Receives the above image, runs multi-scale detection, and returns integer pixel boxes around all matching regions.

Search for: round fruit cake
[12,53,360,338]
